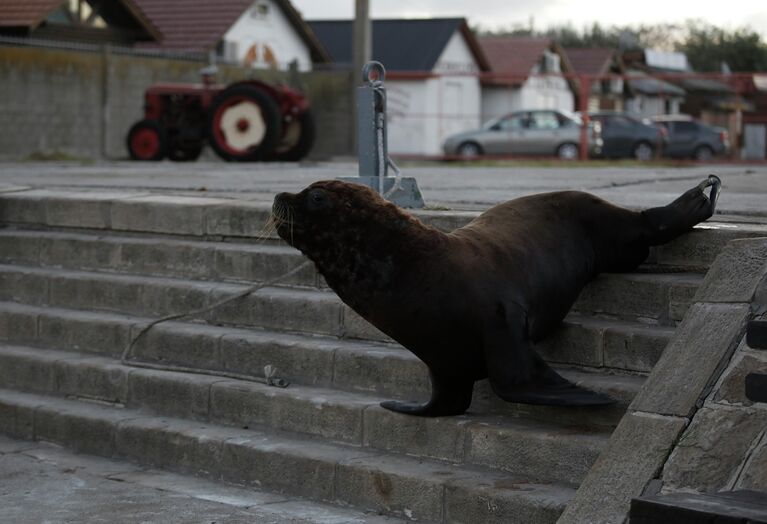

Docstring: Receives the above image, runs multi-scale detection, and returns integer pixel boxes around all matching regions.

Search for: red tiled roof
[132,0,329,61]
[0,0,64,27]
[564,47,615,75]
[480,36,552,81]
[132,0,252,50]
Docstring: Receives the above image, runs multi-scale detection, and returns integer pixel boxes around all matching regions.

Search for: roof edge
[277,0,331,63]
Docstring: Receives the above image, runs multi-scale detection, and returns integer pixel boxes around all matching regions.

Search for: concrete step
[572,272,703,325]
[0,344,608,486]
[0,298,671,377]
[1,190,765,268]
[0,228,321,288]
[0,302,644,427]
[0,261,694,339]
[0,388,574,523]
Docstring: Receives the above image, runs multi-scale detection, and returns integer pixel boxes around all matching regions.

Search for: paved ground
[0,436,400,523]
[0,160,766,218]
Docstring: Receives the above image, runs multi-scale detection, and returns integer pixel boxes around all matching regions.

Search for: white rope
[120,260,314,388]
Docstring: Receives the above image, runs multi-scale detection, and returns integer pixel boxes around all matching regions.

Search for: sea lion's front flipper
[484,303,615,406]
[642,174,722,245]
[380,372,474,417]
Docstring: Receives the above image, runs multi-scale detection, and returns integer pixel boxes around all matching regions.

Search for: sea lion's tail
[641,175,721,246]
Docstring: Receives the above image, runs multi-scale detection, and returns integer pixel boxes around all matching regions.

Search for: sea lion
[272,175,721,417]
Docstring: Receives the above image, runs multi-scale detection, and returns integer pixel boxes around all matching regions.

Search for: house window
[251,2,269,19]
[540,51,561,74]
[48,0,107,28]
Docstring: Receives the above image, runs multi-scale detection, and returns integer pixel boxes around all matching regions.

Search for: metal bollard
[338,61,425,208]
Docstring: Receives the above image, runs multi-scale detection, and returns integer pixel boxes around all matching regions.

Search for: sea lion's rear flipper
[642,175,721,245]
[497,354,615,406]
[380,372,474,417]
[484,303,615,407]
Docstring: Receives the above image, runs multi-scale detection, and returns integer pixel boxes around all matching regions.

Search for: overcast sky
[291,0,767,38]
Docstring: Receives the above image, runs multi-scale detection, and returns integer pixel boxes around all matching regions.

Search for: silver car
[443,110,602,159]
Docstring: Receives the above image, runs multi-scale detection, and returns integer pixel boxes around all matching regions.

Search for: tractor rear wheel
[207,84,282,162]
[273,110,316,161]
[127,119,166,161]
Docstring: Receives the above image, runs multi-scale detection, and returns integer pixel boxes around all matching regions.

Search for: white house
[133,0,329,71]
[309,18,490,156]
[480,37,575,121]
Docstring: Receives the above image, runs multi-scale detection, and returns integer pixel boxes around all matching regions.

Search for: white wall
[222,0,313,71]
[387,31,482,155]
[481,87,522,122]
[626,96,682,118]
[481,76,574,121]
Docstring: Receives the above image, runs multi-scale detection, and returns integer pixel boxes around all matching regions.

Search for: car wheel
[693,145,714,161]
[632,142,654,161]
[207,84,282,162]
[457,142,482,158]
[557,143,578,160]
[127,119,166,161]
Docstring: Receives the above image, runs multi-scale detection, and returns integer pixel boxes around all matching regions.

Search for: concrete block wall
[0,45,353,160]
[558,238,767,524]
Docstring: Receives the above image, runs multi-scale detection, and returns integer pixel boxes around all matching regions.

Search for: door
[744,124,766,160]
[485,113,528,155]
[666,121,698,157]
[596,115,636,157]
[521,111,564,155]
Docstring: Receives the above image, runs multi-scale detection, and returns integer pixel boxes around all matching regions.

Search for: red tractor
[127,69,315,162]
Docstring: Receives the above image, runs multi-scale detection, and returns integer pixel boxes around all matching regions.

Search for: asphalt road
[0,160,765,218]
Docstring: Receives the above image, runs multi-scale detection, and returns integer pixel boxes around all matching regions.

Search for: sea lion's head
[271,180,405,255]
[272,180,420,294]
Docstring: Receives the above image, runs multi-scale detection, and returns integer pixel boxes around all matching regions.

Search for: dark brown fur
[273,177,719,416]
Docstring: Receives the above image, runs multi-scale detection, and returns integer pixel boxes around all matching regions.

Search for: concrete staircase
[0,190,764,523]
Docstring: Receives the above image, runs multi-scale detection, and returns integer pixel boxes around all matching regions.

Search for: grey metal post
[353,0,371,82]
[352,0,371,155]
[338,61,425,209]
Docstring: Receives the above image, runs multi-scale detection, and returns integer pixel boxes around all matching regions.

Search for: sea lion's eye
[307,189,331,211]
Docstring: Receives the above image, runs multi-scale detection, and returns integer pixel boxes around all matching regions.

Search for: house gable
[435,30,481,73]
[0,0,160,44]
[222,0,313,71]
[308,18,487,73]
[131,0,328,65]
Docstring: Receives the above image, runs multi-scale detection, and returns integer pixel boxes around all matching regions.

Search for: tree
[678,20,767,72]
[476,20,767,72]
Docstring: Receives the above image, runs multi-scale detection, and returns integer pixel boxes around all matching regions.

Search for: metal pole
[578,74,591,161]
[352,0,371,154]
[353,0,371,80]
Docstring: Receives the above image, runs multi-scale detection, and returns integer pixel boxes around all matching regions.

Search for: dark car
[649,115,730,161]
[588,112,663,160]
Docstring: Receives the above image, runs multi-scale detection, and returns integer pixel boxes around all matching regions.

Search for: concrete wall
[0,45,353,160]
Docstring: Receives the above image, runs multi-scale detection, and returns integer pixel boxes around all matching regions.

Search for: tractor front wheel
[127,119,166,161]
[207,84,282,162]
